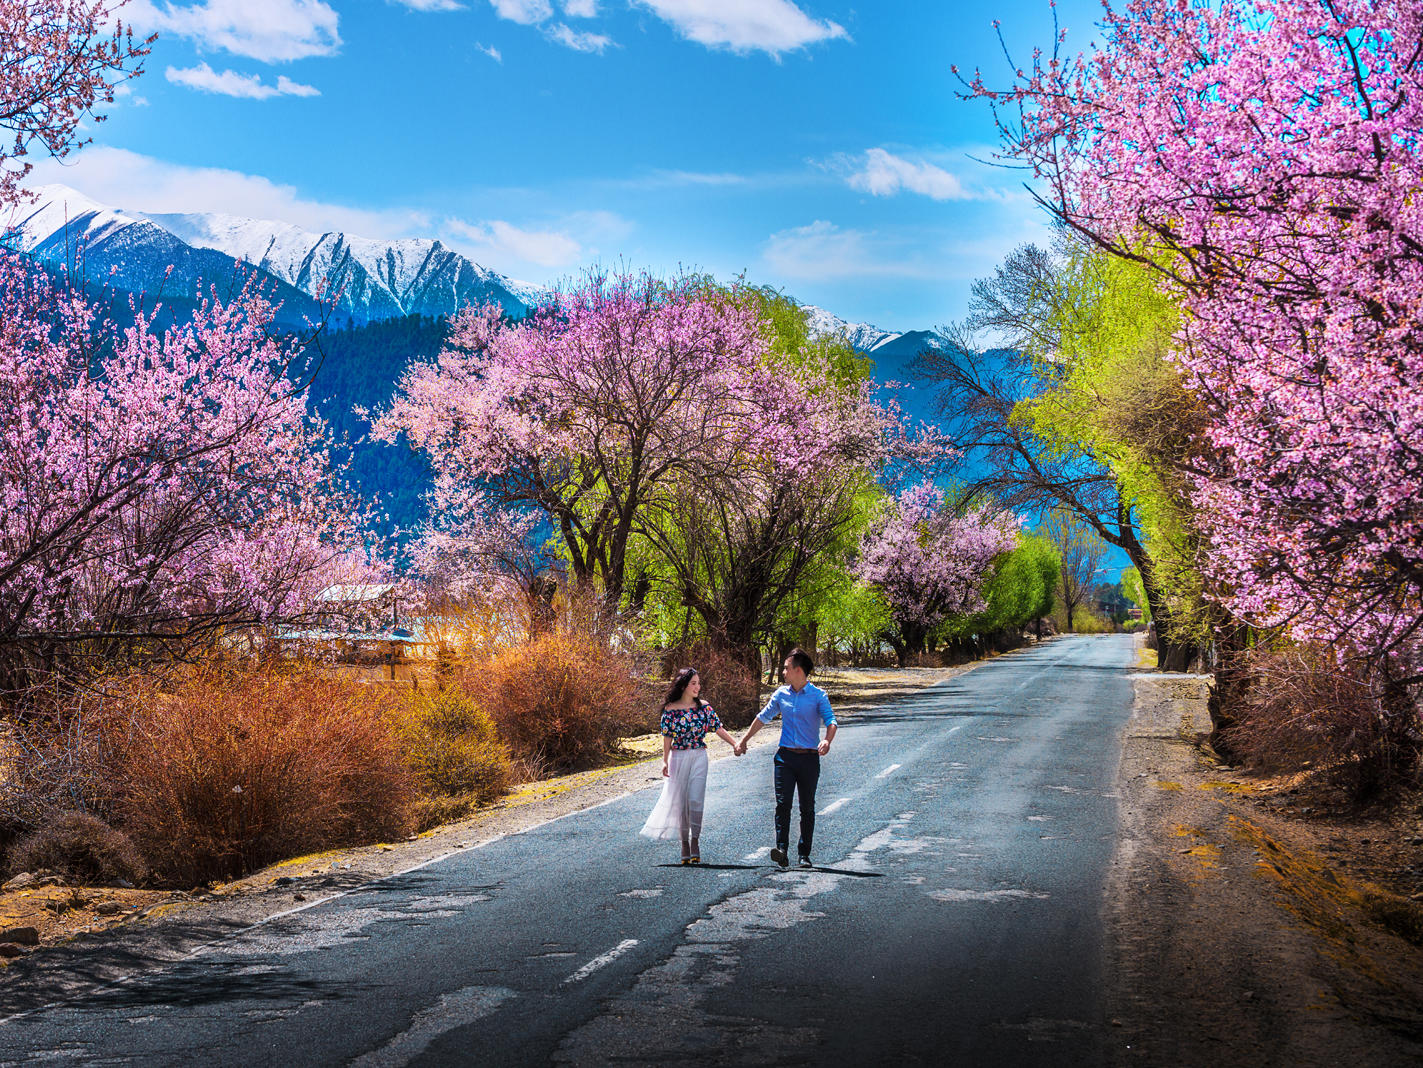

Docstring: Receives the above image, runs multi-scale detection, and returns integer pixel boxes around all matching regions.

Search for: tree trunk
[1205,620,1250,760]
[1118,525,1199,671]
[883,632,908,668]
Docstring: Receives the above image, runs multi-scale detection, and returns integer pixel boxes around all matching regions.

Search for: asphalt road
[0,633,1138,1067]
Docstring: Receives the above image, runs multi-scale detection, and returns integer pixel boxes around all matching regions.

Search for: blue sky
[33,0,1102,330]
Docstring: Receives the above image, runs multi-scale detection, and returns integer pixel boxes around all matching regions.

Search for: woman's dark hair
[664,667,704,707]
[786,648,815,675]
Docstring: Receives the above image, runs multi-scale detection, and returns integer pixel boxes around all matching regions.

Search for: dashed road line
[743,846,771,862]
[875,763,902,779]
[563,939,639,985]
[818,797,851,816]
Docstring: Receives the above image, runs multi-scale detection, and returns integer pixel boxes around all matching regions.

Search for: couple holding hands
[640,648,837,868]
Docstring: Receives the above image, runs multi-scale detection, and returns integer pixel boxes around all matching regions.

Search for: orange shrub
[115,668,416,886]
[1219,644,1418,796]
[463,632,644,775]
[388,686,513,829]
[0,696,129,852]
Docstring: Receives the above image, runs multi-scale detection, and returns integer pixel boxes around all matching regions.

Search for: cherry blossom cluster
[0,254,358,668]
[0,1,151,207]
[855,482,1019,632]
[968,0,1423,674]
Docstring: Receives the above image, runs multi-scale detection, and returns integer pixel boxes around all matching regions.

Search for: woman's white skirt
[640,747,709,841]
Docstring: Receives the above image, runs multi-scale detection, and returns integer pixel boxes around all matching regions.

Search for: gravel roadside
[1106,660,1423,1066]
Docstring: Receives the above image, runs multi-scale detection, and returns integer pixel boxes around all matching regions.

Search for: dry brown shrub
[115,667,417,886]
[1219,644,1420,796]
[462,631,644,775]
[0,691,133,855]
[8,811,146,886]
[389,686,512,807]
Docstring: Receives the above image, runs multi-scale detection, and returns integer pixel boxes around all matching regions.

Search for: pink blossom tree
[0,1,151,207]
[855,482,1019,665]
[0,260,361,699]
[965,0,1423,687]
[373,271,855,613]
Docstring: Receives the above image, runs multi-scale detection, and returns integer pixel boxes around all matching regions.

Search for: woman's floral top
[660,702,723,750]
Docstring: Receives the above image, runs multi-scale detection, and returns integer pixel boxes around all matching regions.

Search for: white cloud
[475,42,503,61]
[111,83,151,108]
[633,0,846,56]
[126,0,341,62]
[165,62,320,99]
[391,0,463,10]
[764,220,885,281]
[648,169,747,186]
[445,218,582,268]
[26,147,427,239]
[763,214,1061,286]
[547,23,613,52]
[562,0,598,15]
[848,148,971,201]
[489,0,552,24]
[445,208,630,270]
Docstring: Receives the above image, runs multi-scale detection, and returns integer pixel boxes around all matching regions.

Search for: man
[736,647,837,869]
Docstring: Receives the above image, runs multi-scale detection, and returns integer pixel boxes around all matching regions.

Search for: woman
[640,667,739,863]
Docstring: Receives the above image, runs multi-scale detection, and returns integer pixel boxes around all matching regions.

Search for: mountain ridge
[7,184,532,326]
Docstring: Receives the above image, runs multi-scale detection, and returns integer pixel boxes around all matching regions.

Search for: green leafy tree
[920,237,1214,667]
[1121,566,1151,623]
[1038,508,1109,633]
[631,285,889,694]
[942,533,1059,651]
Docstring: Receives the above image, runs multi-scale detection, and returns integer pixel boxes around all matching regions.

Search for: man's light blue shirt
[757,681,836,749]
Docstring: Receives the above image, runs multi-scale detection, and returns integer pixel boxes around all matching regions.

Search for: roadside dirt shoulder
[1107,668,1423,1066]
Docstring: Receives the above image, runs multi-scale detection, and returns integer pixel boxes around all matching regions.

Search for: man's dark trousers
[774,747,820,858]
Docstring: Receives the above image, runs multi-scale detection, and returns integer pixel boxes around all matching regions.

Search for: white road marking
[563,939,639,984]
[875,764,902,779]
[743,846,771,862]
[0,783,656,1026]
[818,797,851,816]
[350,985,515,1067]
[928,888,1049,903]
[947,724,964,734]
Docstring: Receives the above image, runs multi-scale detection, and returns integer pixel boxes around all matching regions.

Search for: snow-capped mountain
[799,302,945,362]
[7,185,531,325]
[799,303,898,352]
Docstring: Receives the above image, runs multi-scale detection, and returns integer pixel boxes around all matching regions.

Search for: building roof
[317,583,396,604]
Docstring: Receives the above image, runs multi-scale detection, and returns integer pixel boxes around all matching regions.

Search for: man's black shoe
[769,847,789,868]
[798,855,813,869]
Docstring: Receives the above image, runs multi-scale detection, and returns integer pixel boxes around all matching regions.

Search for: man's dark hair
[785,648,814,676]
